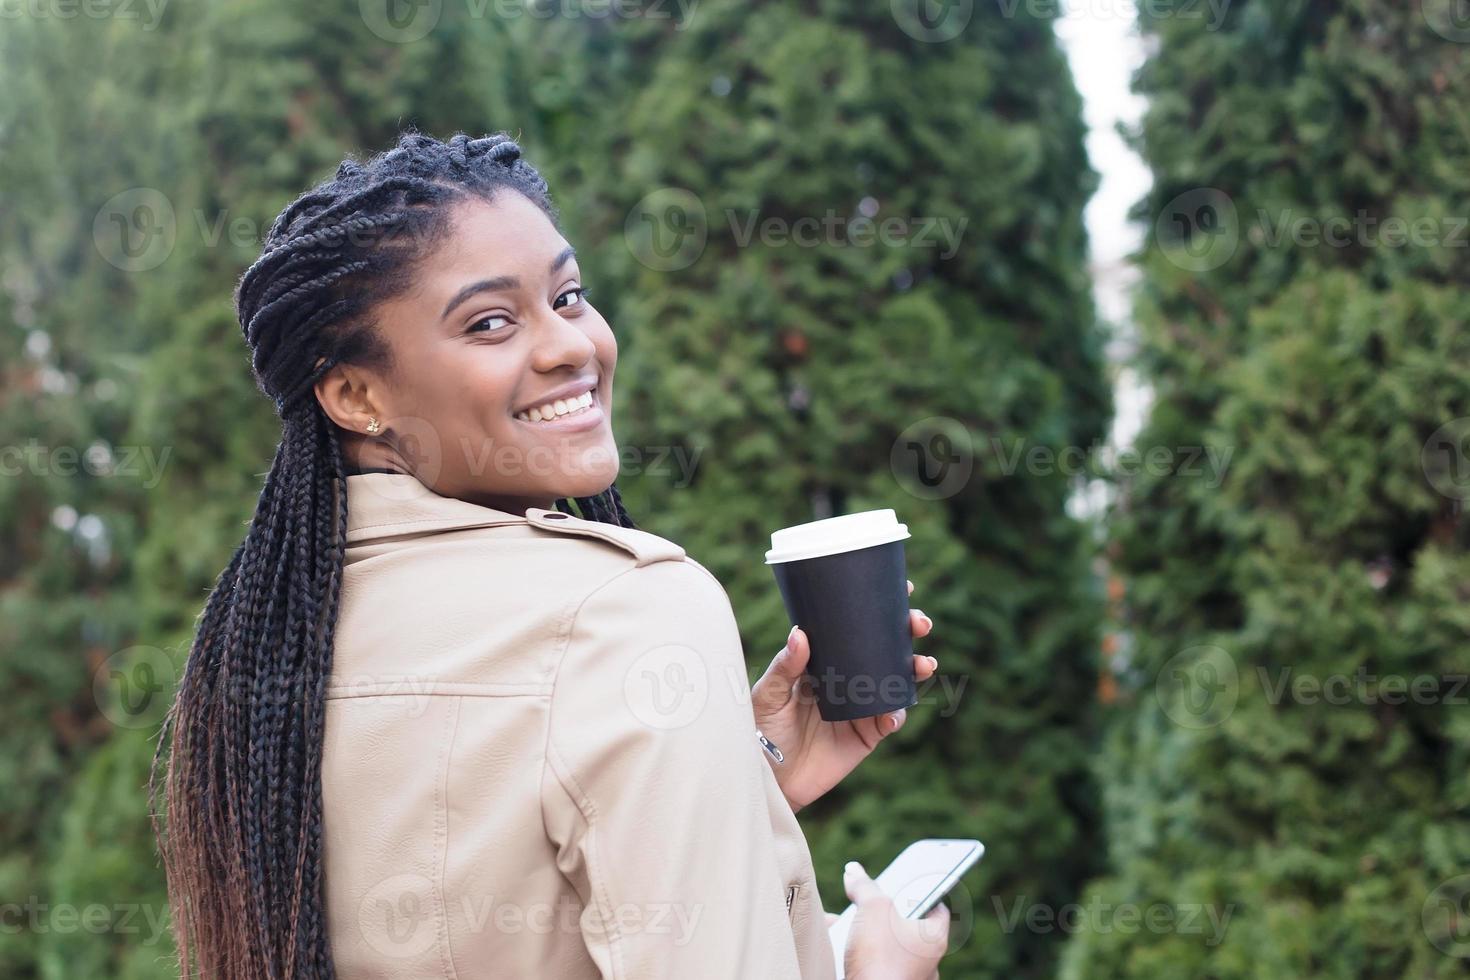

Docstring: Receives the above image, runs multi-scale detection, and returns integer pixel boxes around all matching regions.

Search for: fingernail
[844,860,863,876]
[788,624,799,641]
[927,655,938,670]
[890,709,906,731]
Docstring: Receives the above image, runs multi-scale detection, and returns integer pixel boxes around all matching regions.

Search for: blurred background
[3,0,1469,977]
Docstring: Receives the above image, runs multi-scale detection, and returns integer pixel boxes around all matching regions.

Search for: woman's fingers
[910,607,934,637]
[843,861,885,904]
[878,708,907,734]
[908,595,937,680]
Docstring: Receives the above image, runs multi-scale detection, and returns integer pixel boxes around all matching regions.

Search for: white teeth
[517,390,595,423]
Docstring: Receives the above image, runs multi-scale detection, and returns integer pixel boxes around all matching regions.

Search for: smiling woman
[146,129,935,980]
[147,130,640,980]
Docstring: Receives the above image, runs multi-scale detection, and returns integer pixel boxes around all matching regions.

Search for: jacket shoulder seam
[349,516,522,533]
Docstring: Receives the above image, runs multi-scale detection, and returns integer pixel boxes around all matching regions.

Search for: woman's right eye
[468,314,511,334]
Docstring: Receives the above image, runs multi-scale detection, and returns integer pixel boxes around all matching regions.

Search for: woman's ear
[313,359,386,435]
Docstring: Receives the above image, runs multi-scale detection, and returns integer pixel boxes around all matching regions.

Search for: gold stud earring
[365,417,381,434]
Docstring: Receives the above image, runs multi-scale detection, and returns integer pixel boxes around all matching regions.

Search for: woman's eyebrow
[440,245,577,321]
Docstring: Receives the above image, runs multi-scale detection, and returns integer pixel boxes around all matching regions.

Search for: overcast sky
[1055,3,1153,515]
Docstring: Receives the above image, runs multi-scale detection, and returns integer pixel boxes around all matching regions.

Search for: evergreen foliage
[1062,3,1470,976]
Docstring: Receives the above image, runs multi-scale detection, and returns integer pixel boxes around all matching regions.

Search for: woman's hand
[751,579,937,813]
[837,861,950,980]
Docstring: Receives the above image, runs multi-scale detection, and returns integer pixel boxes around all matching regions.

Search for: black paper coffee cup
[766,510,917,722]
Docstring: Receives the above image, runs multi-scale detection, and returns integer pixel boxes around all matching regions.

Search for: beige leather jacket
[321,471,838,979]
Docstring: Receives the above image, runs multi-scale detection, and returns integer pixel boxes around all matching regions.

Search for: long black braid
[149,129,633,980]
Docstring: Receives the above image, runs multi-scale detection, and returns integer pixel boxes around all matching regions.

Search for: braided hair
[149,129,633,980]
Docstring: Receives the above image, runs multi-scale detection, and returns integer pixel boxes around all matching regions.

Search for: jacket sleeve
[540,559,806,979]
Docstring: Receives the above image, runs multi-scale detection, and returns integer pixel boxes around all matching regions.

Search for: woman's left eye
[468,314,511,334]
[554,286,589,310]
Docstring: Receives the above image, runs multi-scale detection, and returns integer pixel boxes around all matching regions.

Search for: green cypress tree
[563,3,1111,975]
[1062,2,1470,977]
[2,3,535,975]
[6,2,1108,976]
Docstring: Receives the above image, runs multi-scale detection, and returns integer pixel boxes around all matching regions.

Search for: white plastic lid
[765,509,910,564]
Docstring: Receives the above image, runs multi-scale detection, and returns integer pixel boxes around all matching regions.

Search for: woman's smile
[512,387,607,433]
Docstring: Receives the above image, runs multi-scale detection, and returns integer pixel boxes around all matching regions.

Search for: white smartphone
[828,838,984,979]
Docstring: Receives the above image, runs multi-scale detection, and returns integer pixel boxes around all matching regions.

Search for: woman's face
[318,190,620,514]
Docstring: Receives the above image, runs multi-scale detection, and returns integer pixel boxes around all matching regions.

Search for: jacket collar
[345,472,536,544]
[344,471,689,566]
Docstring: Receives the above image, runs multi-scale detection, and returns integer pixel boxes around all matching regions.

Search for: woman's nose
[529,306,597,370]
